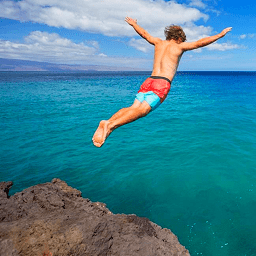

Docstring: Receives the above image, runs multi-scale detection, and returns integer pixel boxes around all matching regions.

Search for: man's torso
[151,40,183,82]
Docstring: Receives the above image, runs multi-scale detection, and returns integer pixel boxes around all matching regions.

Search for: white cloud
[0,0,208,37]
[98,53,107,57]
[207,8,221,16]
[87,41,100,49]
[206,42,240,51]
[248,34,256,38]
[0,0,240,63]
[0,31,151,68]
[182,54,231,61]
[183,23,213,41]
[239,33,256,39]
[0,31,99,63]
[128,38,153,53]
[189,0,206,9]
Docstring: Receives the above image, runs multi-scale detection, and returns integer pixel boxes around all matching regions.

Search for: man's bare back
[151,40,183,82]
[92,17,232,147]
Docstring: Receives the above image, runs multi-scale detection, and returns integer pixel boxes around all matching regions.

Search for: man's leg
[108,99,142,122]
[92,100,151,147]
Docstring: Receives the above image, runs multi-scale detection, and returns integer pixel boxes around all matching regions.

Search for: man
[92,17,232,147]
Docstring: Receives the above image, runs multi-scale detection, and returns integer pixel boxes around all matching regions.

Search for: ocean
[0,71,256,256]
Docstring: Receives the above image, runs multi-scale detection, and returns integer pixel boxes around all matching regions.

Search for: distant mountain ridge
[0,58,144,71]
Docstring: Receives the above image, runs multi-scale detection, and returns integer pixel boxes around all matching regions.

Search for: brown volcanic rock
[0,179,190,256]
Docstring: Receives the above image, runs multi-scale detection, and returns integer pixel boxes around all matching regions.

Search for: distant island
[0,58,146,72]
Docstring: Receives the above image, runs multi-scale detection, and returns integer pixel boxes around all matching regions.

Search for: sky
[0,0,255,71]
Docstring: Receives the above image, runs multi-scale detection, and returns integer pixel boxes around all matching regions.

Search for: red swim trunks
[138,76,171,102]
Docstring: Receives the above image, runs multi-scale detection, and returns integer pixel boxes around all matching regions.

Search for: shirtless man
[92,17,232,147]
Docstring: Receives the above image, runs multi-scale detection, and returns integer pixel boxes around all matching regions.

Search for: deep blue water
[0,71,256,256]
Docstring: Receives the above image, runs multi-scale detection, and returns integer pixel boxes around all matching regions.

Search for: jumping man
[92,17,232,147]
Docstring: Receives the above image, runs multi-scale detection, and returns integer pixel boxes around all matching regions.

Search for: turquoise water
[0,71,256,255]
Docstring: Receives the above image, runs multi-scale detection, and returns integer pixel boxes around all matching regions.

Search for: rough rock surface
[0,179,190,256]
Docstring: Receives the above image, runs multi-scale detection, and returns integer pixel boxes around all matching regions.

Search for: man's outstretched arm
[181,27,232,51]
[125,17,161,45]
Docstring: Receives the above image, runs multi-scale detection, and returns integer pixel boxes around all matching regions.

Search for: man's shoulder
[154,38,163,44]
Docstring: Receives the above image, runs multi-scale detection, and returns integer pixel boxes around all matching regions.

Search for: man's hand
[125,16,160,45]
[125,17,137,26]
[220,27,232,37]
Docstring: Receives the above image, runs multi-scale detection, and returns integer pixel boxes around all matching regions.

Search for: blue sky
[0,0,255,71]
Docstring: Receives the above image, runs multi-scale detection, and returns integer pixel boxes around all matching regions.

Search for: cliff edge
[0,178,190,256]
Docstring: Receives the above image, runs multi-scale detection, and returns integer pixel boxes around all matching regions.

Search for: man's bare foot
[92,120,111,147]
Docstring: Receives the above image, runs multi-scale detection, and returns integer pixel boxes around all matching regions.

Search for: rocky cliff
[0,178,190,256]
